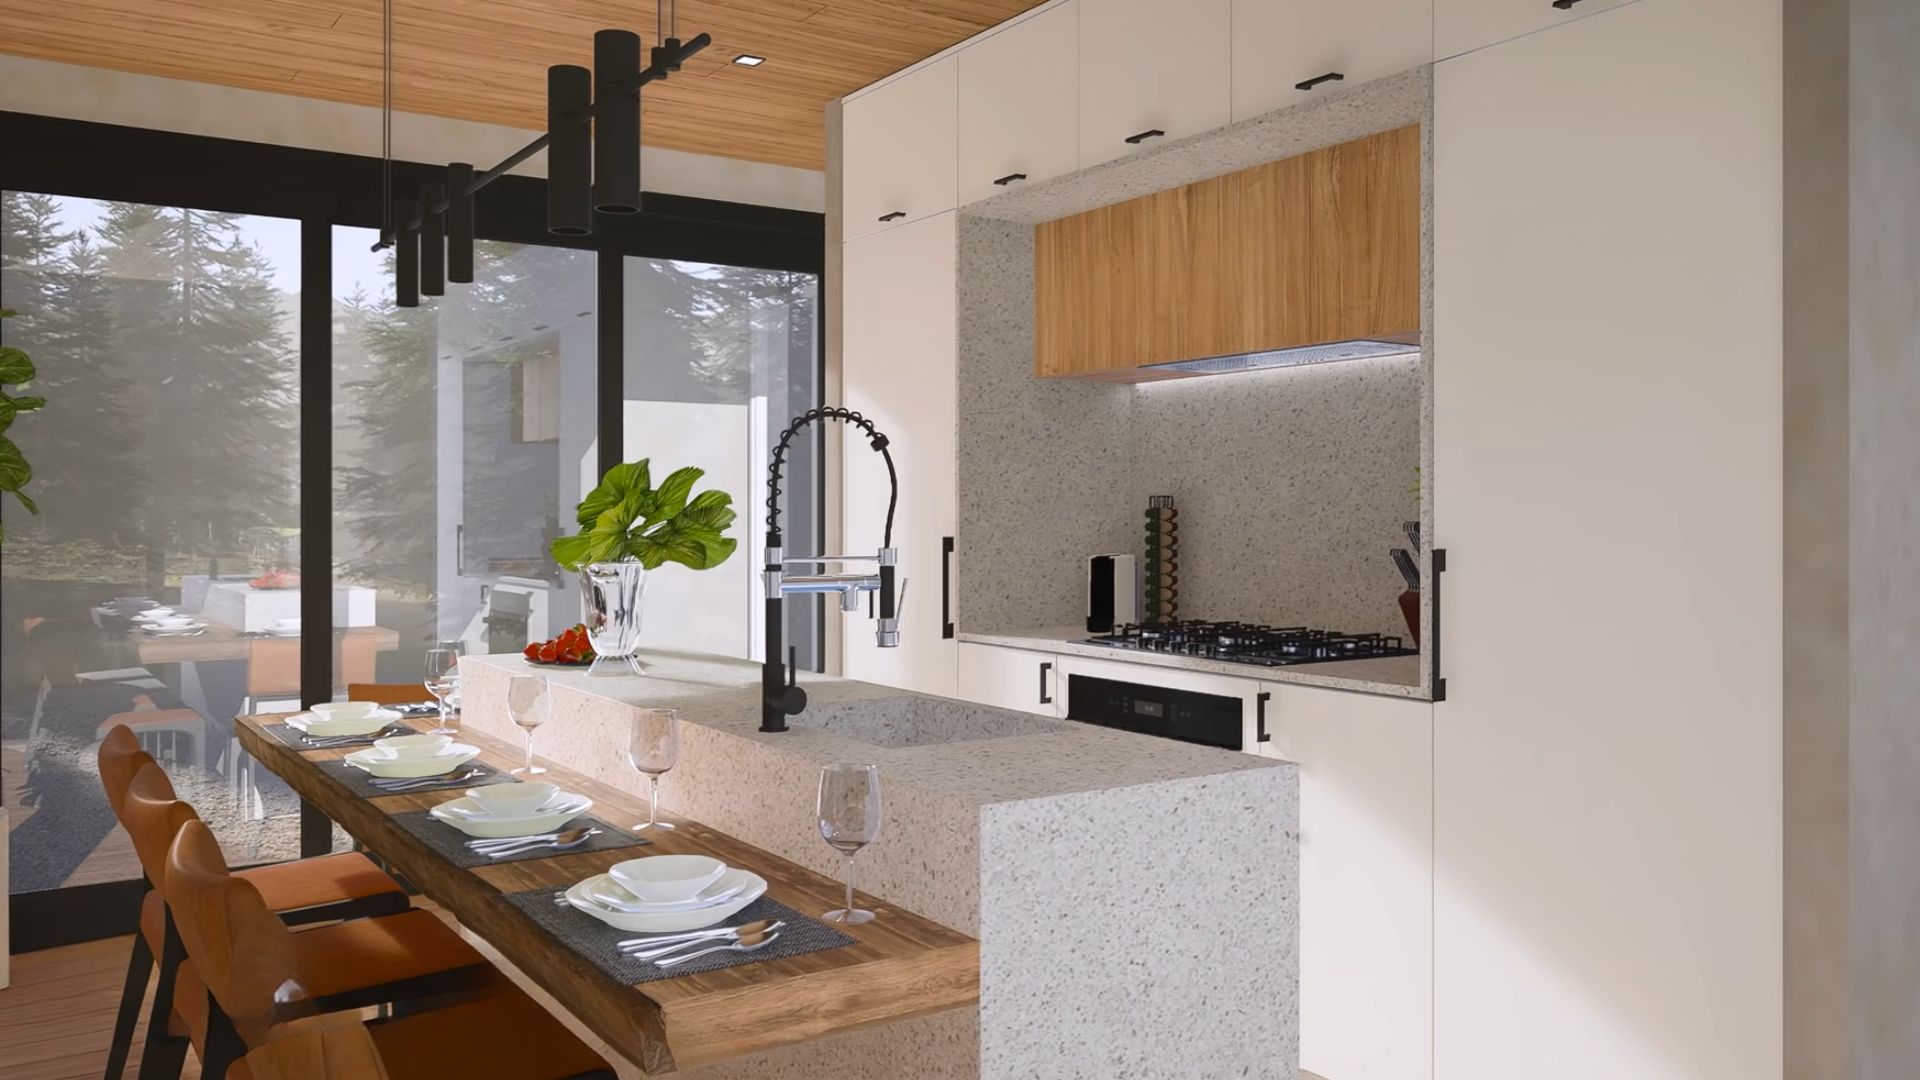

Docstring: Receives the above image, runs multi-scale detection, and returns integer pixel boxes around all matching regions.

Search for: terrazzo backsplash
[955,71,1429,639]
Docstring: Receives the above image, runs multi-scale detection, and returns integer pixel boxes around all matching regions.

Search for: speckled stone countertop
[960,625,1429,700]
[459,650,1299,1080]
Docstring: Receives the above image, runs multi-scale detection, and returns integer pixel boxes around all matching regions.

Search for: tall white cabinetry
[1076,0,1232,167]
[839,212,959,698]
[1231,0,1432,122]
[1432,1,1782,1078]
[841,58,957,242]
[957,1,1080,206]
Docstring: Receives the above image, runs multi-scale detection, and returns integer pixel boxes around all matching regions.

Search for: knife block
[1398,589,1421,647]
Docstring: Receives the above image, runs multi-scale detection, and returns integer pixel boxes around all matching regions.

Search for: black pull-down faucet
[761,408,902,732]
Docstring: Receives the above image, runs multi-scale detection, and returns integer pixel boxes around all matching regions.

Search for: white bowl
[151,616,197,628]
[372,733,454,760]
[465,782,561,817]
[132,607,176,620]
[430,792,592,839]
[608,855,729,904]
[288,708,397,737]
[565,870,766,932]
[312,701,379,721]
[344,743,479,779]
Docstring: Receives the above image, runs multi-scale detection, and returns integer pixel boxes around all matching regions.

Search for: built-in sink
[787,696,1071,748]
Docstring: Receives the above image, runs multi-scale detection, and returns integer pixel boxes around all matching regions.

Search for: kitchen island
[460,650,1299,1079]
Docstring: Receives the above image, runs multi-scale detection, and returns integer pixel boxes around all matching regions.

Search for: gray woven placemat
[261,722,410,751]
[317,758,514,799]
[391,810,652,868]
[502,889,856,984]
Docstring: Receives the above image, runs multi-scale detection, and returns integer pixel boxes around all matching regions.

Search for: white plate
[563,869,766,933]
[342,743,480,778]
[429,793,593,839]
[583,873,751,914]
[131,608,176,621]
[287,709,401,737]
[142,626,206,636]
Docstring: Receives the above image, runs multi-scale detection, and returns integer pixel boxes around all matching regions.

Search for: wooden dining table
[235,712,979,1075]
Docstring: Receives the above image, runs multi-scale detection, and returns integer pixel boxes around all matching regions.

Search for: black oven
[1065,674,1244,751]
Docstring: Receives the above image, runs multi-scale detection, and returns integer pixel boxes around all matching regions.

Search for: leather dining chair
[97,726,412,1080]
[343,683,431,708]
[166,818,615,1080]
[104,748,496,1080]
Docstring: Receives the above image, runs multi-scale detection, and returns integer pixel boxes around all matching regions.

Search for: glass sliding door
[621,258,819,667]
[1,192,309,905]
[331,228,595,687]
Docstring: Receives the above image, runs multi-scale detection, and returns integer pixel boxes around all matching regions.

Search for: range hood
[1034,125,1421,382]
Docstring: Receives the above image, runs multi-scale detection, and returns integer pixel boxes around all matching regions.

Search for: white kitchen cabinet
[1262,684,1432,1080]
[1434,0,1639,60]
[1077,0,1232,169]
[1433,1,1781,1078]
[1231,0,1433,122]
[1051,653,1265,751]
[957,1,1081,206]
[956,642,1064,717]
[841,56,958,242]
[840,212,958,697]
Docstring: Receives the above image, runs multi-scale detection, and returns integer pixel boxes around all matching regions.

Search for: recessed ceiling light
[732,54,765,67]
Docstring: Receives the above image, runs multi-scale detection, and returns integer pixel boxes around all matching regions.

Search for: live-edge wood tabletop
[237,712,979,1075]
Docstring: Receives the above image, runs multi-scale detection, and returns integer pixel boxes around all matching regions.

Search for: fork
[654,931,781,968]
[479,828,599,859]
[622,921,786,960]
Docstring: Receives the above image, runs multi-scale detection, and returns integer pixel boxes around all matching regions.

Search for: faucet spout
[761,407,902,732]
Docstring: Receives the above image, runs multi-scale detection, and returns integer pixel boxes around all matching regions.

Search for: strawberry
[523,643,540,661]
[537,642,560,664]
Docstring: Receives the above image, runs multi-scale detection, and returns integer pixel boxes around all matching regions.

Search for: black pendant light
[446,162,475,284]
[547,65,593,236]
[594,30,642,214]
[394,198,420,308]
[419,180,446,296]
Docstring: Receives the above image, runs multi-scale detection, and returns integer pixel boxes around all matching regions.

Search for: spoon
[481,827,598,859]
[621,920,783,959]
[654,929,781,968]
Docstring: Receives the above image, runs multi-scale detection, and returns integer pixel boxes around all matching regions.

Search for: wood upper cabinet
[1232,0,1434,122]
[957,1,1080,206]
[1035,124,1420,379]
[1435,0,1638,59]
[841,57,958,243]
[1077,0,1232,169]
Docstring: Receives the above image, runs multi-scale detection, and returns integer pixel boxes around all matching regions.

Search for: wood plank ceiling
[0,0,1045,170]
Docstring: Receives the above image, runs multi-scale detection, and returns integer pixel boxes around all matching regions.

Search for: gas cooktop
[1076,620,1418,668]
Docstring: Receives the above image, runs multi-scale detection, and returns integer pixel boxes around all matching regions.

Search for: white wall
[0,54,824,212]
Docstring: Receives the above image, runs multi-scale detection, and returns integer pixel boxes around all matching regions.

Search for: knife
[1390,548,1421,591]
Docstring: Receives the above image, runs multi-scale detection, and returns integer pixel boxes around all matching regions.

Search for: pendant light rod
[370,31,709,251]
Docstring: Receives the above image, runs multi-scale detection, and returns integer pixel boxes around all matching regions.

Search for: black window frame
[0,109,825,950]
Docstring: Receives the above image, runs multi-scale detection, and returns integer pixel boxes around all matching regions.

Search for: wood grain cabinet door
[842,57,958,243]
[1232,0,1434,122]
[1077,0,1232,169]
[957,1,1080,206]
[1035,125,1420,378]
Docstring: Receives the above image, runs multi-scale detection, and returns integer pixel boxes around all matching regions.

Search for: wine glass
[506,674,550,775]
[423,646,461,735]
[816,763,882,925]
[627,708,679,832]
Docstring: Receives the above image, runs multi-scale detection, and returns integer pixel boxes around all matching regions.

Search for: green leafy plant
[0,309,47,545]
[549,459,738,572]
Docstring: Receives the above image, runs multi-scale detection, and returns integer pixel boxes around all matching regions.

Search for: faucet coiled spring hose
[765,407,897,550]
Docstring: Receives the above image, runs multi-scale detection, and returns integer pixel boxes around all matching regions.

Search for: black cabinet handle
[992,172,1028,187]
[1294,72,1345,91]
[1256,691,1272,744]
[1039,661,1053,706]
[1430,548,1448,702]
[878,210,906,222]
[940,536,954,639]
[1124,128,1165,145]
[1551,0,1587,8]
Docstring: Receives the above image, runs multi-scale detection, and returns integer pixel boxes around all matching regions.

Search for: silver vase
[580,560,647,676]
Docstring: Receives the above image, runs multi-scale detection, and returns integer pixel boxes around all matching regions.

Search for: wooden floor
[0,935,202,1080]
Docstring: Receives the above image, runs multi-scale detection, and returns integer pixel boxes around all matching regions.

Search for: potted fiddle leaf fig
[550,460,737,675]
[0,310,46,548]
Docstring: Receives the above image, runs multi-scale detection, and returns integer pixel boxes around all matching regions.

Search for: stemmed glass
[627,708,679,832]
[816,763,882,925]
[423,646,461,735]
[506,674,550,775]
